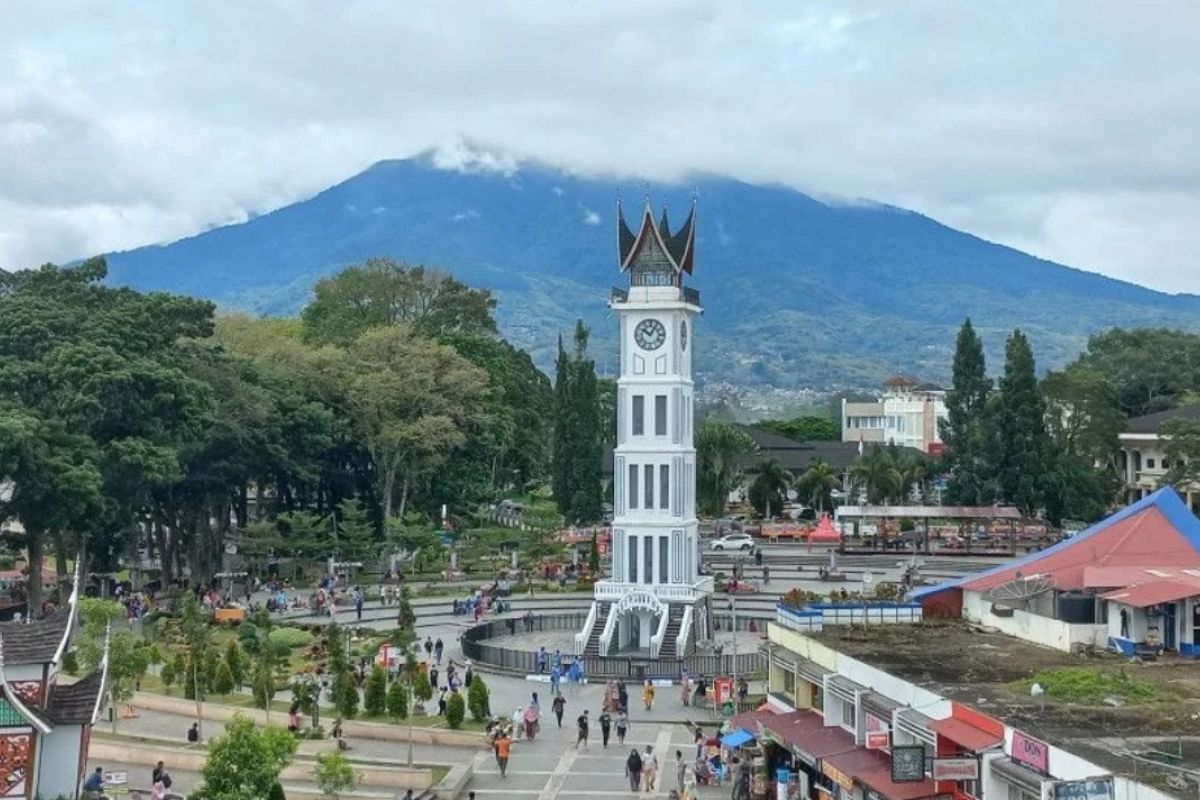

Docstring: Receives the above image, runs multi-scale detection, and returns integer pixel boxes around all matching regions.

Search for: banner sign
[1011,730,1050,775]
[1052,778,1114,800]
[823,762,855,791]
[891,745,927,783]
[932,758,980,781]
[866,731,891,750]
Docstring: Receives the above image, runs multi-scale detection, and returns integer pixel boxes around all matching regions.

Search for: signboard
[866,731,891,750]
[932,758,980,781]
[777,768,792,800]
[1052,777,1114,800]
[865,713,889,733]
[822,762,854,792]
[714,677,734,704]
[1011,730,1050,775]
[891,745,927,783]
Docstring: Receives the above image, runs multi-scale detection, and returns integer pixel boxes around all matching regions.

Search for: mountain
[104,155,1200,390]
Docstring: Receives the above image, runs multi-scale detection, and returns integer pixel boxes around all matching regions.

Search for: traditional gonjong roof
[45,643,108,725]
[0,608,71,665]
[0,634,52,733]
[617,198,696,274]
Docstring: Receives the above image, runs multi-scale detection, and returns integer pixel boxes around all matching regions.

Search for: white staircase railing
[597,606,618,656]
[649,607,670,658]
[574,601,599,655]
[675,605,694,658]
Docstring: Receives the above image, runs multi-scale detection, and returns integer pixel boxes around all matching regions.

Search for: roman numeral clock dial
[634,318,666,350]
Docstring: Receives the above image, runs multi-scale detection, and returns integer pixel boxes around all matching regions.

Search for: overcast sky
[3,2,1198,292]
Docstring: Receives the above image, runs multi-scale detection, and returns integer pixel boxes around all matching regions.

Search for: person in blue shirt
[550,664,561,695]
[82,767,105,798]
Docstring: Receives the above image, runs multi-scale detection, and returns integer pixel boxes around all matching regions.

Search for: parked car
[710,533,756,551]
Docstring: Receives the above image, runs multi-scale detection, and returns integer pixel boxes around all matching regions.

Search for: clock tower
[575,198,713,660]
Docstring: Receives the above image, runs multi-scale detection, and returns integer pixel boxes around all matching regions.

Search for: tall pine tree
[551,322,603,523]
[941,319,993,504]
[994,330,1051,515]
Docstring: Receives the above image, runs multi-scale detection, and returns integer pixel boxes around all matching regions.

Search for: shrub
[364,666,387,716]
[313,751,357,800]
[160,660,176,692]
[413,670,433,704]
[204,647,222,692]
[61,649,79,676]
[269,627,312,649]
[445,691,466,729]
[467,673,490,722]
[267,782,287,800]
[387,680,408,720]
[1026,667,1161,704]
[252,661,276,710]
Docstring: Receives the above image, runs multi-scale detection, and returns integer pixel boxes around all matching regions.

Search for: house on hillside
[912,488,1200,657]
[1117,404,1200,506]
[0,568,107,799]
[841,375,948,455]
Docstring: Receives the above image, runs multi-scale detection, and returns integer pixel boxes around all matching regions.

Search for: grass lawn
[1014,666,1167,705]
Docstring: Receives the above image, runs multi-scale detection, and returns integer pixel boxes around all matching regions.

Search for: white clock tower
[575,198,714,660]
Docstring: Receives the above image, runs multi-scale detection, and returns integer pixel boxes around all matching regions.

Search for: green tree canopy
[756,416,839,442]
[193,714,298,800]
[696,420,755,516]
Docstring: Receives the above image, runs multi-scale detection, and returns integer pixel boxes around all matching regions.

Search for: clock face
[634,318,666,351]
[680,320,688,351]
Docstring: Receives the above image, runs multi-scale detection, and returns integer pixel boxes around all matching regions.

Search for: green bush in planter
[446,691,466,729]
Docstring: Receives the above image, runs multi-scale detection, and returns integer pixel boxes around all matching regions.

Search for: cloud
[1,2,1198,291]
[582,207,601,226]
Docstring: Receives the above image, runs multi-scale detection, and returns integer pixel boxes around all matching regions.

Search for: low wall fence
[775,602,924,633]
[462,615,766,680]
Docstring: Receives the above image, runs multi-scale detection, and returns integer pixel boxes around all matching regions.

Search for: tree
[588,531,600,573]
[412,669,433,711]
[301,258,497,345]
[192,714,297,800]
[1075,328,1200,417]
[161,659,177,692]
[746,457,793,517]
[314,751,358,800]
[795,460,840,513]
[225,639,246,690]
[551,322,604,523]
[696,420,755,516]
[387,677,409,720]
[467,674,490,722]
[252,660,277,714]
[994,330,1052,515]
[446,691,466,729]
[757,416,839,442]
[850,446,903,504]
[1161,419,1200,489]
[335,669,359,719]
[327,622,347,673]
[364,665,388,716]
[346,325,490,519]
[334,498,376,563]
[940,319,994,505]
[180,592,212,737]
[214,660,235,696]
[1041,365,1124,469]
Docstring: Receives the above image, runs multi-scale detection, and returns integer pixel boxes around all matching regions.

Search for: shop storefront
[929,708,1003,800]
[822,748,946,800]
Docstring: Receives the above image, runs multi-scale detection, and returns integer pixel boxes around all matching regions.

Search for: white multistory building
[575,200,714,659]
[841,375,948,455]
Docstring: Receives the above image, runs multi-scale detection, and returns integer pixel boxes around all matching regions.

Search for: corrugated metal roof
[1100,580,1200,608]
[837,505,1022,520]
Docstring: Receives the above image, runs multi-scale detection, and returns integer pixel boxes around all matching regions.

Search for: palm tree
[747,456,794,518]
[696,420,756,515]
[850,445,903,504]
[897,452,930,503]
[796,459,840,513]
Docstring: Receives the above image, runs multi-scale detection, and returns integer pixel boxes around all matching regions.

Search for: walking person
[435,638,444,665]
[552,693,566,728]
[355,589,364,620]
[642,679,655,711]
[643,746,658,793]
[763,565,770,585]
[550,664,561,696]
[599,708,612,747]
[625,748,644,792]
[576,710,590,748]
[680,673,691,707]
[675,750,686,793]
[493,730,512,778]
[616,709,629,745]
[424,637,434,661]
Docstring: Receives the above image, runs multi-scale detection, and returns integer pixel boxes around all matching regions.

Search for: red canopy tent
[807,514,841,543]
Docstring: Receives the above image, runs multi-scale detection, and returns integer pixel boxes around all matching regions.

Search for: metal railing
[649,606,669,658]
[460,614,766,680]
[574,601,598,655]
[676,605,694,657]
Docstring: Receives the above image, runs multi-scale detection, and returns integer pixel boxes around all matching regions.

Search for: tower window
[655,395,667,436]
[628,463,639,509]
[660,464,670,510]
[632,395,645,436]
[644,536,654,585]
[628,535,638,582]
[644,464,655,509]
[659,536,669,584]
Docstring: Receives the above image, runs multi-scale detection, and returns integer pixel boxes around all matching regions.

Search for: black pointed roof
[46,670,105,725]
[617,198,696,274]
[0,609,71,665]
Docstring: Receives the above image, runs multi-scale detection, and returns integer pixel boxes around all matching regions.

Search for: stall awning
[824,750,940,800]
[722,729,755,749]
[929,717,1002,752]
